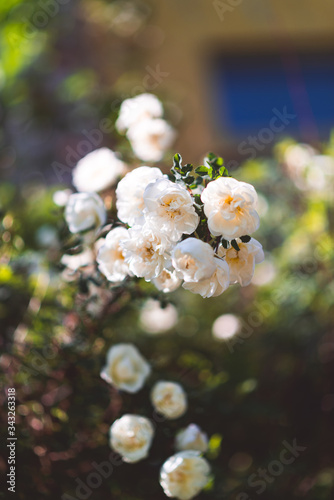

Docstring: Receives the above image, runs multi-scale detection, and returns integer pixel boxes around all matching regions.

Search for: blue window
[211,52,334,141]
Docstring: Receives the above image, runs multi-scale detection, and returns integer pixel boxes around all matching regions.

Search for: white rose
[152,268,182,293]
[201,177,260,239]
[183,257,230,298]
[126,118,176,162]
[100,343,150,393]
[97,227,130,282]
[72,148,126,193]
[139,299,178,334]
[121,224,172,281]
[151,381,187,419]
[116,166,166,226]
[65,192,106,233]
[143,178,199,241]
[160,451,211,500]
[109,414,154,463]
[116,93,163,132]
[172,238,216,283]
[219,238,264,287]
[175,424,208,453]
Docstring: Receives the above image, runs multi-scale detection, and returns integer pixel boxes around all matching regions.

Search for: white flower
[116,93,163,132]
[212,314,241,340]
[53,189,72,207]
[127,118,176,162]
[139,299,178,334]
[61,248,94,272]
[65,192,106,233]
[151,381,187,419]
[97,227,130,282]
[201,177,260,239]
[172,238,217,283]
[121,224,172,281]
[72,148,126,193]
[116,166,166,226]
[175,424,208,453]
[100,344,150,393]
[109,414,154,463]
[152,269,182,293]
[160,451,211,500]
[182,257,230,298]
[143,178,199,241]
[219,238,264,287]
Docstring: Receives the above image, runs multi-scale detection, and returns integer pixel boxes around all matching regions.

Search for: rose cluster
[101,343,211,500]
[62,93,263,299]
[116,93,176,162]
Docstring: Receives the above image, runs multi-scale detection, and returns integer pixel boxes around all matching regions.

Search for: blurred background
[1,0,334,499]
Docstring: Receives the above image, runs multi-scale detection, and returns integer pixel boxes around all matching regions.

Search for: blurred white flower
[116,93,163,132]
[139,299,178,334]
[97,227,130,283]
[65,192,106,233]
[109,414,154,463]
[201,177,259,239]
[252,259,277,286]
[116,166,166,226]
[152,268,182,293]
[72,148,126,193]
[175,424,208,453]
[143,178,199,241]
[219,238,264,287]
[284,144,334,194]
[151,381,187,419]
[127,118,176,162]
[160,451,211,500]
[122,224,172,281]
[183,257,229,298]
[212,314,241,340]
[284,143,316,182]
[53,189,72,207]
[172,238,216,283]
[100,343,150,393]
[61,248,94,272]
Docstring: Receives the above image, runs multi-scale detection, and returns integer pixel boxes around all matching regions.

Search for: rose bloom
[160,451,211,500]
[183,257,230,298]
[152,268,182,293]
[121,224,172,281]
[201,177,260,239]
[139,299,178,334]
[172,238,216,283]
[97,227,130,283]
[109,414,154,463]
[100,343,150,393]
[65,192,106,233]
[126,118,176,162]
[143,178,199,241]
[72,148,126,193]
[219,238,264,287]
[116,166,166,226]
[151,381,187,419]
[175,424,208,453]
[116,93,163,132]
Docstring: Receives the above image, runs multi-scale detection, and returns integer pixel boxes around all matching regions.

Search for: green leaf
[221,239,229,249]
[231,239,240,251]
[240,235,251,243]
[173,153,182,170]
[195,166,213,178]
